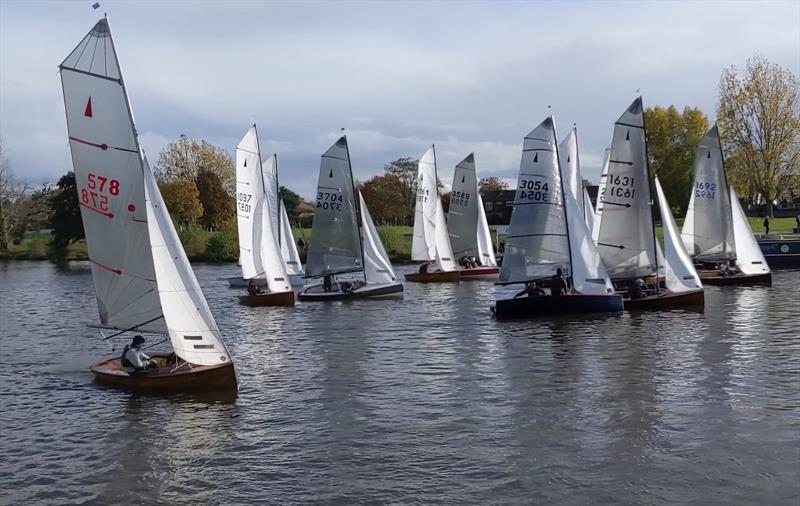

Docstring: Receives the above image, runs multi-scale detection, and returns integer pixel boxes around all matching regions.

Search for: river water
[1,261,798,505]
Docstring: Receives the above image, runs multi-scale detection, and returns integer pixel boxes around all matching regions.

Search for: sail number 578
[81,172,120,212]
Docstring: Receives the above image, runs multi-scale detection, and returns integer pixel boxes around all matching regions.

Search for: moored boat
[493,116,622,318]
[60,19,236,392]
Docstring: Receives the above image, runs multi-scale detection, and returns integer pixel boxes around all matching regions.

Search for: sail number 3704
[81,172,120,212]
[317,191,343,211]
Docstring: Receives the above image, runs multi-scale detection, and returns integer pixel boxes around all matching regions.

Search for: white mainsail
[279,200,304,276]
[143,159,232,366]
[655,176,702,293]
[359,191,398,284]
[583,186,596,234]
[499,117,570,283]
[235,126,290,293]
[60,19,231,366]
[60,19,166,334]
[681,192,696,255]
[476,194,498,267]
[595,97,658,280]
[306,136,363,277]
[447,153,497,267]
[411,146,456,271]
[730,186,771,276]
[683,125,735,261]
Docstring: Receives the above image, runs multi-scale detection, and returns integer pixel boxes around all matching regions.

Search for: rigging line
[72,35,92,69]
[108,287,159,323]
[59,66,121,83]
[103,30,108,76]
[322,154,348,162]
[88,29,100,74]
[142,338,169,351]
[615,121,644,129]
[522,148,554,152]
[102,315,165,340]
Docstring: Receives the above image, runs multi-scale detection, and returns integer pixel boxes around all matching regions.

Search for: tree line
[0,55,797,258]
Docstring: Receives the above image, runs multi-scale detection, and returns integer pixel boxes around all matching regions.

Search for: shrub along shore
[1,218,795,263]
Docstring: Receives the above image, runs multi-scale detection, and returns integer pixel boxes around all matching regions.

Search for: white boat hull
[298,282,403,301]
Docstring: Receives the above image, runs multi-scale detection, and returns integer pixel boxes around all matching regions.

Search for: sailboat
[447,153,500,280]
[493,117,623,318]
[234,125,295,307]
[559,128,597,235]
[595,97,703,309]
[60,19,236,390]
[228,148,304,289]
[298,136,403,300]
[405,145,460,283]
[682,126,772,285]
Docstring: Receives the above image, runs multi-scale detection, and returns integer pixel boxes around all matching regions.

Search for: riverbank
[2,217,794,262]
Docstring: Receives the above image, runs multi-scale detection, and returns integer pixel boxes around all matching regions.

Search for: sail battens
[615,122,644,130]
[59,66,122,84]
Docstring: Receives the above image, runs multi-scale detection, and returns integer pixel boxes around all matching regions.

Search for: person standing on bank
[764,216,770,236]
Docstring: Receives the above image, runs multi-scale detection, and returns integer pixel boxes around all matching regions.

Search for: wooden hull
[228,274,304,288]
[492,293,624,319]
[623,289,705,310]
[238,291,296,307]
[459,266,500,280]
[298,282,403,301]
[698,270,772,286]
[404,271,460,283]
[90,355,237,392]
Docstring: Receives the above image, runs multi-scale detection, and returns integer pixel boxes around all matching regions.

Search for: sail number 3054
[517,179,550,202]
[81,172,120,212]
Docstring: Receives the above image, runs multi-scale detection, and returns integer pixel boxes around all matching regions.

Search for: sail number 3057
[81,172,120,212]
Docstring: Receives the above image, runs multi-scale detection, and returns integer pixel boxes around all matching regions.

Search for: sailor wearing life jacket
[121,335,153,373]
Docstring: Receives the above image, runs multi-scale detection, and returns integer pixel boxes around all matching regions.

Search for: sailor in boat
[550,268,569,296]
[419,261,433,274]
[247,279,262,296]
[121,335,156,374]
[514,281,546,298]
[627,278,645,299]
[323,274,334,292]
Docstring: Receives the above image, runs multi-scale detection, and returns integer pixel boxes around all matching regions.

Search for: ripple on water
[1,261,799,505]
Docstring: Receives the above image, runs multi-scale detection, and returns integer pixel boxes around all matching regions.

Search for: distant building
[481,185,600,225]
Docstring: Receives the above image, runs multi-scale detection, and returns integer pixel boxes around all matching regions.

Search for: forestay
[279,201,304,276]
[60,19,166,334]
[306,137,363,277]
[359,191,398,284]
[448,153,480,259]
[685,125,735,261]
[143,159,232,366]
[411,146,456,271]
[655,177,702,292]
[595,98,657,280]
[499,117,570,283]
[730,187,771,276]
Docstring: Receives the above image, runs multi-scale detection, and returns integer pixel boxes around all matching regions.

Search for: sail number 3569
[81,172,120,212]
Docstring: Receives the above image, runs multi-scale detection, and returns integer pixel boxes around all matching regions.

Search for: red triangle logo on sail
[84,97,93,117]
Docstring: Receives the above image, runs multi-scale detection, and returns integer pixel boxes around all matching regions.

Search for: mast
[573,125,585,216]
[639,96,660,293]
[716,125,733,259]
[345,136,367,280]
[274,153,281,247]
[553,117,575,282]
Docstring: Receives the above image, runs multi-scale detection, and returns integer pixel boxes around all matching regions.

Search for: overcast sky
[1,0,798,199]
